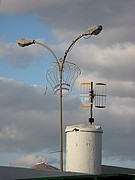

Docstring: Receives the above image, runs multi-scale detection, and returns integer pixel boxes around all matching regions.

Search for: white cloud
[62,42,135,82]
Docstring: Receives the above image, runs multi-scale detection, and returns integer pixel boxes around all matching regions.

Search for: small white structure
[65,123,103,174]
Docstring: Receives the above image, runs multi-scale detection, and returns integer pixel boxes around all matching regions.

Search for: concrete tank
[65,123,103,174]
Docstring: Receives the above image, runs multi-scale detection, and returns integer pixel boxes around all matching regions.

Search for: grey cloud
[1,0,135,44]
[0,78,60,152]
[94,103,135,161]
[38,0,135,45]
[0,77,135,164]
[0,40,46,68]
[0,78,81,154]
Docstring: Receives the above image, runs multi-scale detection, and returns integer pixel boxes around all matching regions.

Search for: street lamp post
[17,25,103,171]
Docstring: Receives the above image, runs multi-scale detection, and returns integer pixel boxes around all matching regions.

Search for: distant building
[31,162,59,171]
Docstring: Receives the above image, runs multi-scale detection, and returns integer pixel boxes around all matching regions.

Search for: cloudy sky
[0,0,135,170]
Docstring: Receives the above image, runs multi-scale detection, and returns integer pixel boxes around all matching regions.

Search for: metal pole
[34,41,63,171]
[90,82,93,119]
[89,82,94,124]
[35,40,64,171]
[59,68,63,171]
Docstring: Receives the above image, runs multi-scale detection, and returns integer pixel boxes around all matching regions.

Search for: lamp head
[83,25,103,36]
[17,38,35,47]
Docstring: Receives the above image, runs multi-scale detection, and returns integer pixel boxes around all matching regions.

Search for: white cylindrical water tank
[65,123,103,174]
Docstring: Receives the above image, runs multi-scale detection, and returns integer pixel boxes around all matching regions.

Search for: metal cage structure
[80,82,106,124]
[95,82,106,108]
[46,61,81,97]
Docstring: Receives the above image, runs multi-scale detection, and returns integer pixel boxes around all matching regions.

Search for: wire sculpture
[80,82,106,124]
[46,61,81,96]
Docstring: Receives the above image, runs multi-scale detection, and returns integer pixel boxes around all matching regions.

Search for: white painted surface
[65,123,103,174]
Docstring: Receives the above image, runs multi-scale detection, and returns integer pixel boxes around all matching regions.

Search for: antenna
[80,82,107,124]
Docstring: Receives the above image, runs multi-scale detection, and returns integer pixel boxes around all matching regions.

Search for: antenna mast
[80,82,107,124]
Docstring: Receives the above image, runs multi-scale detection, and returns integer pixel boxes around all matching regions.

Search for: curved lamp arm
[62,25,103,68]
[17,38,60,68]
[17,25,102,70]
